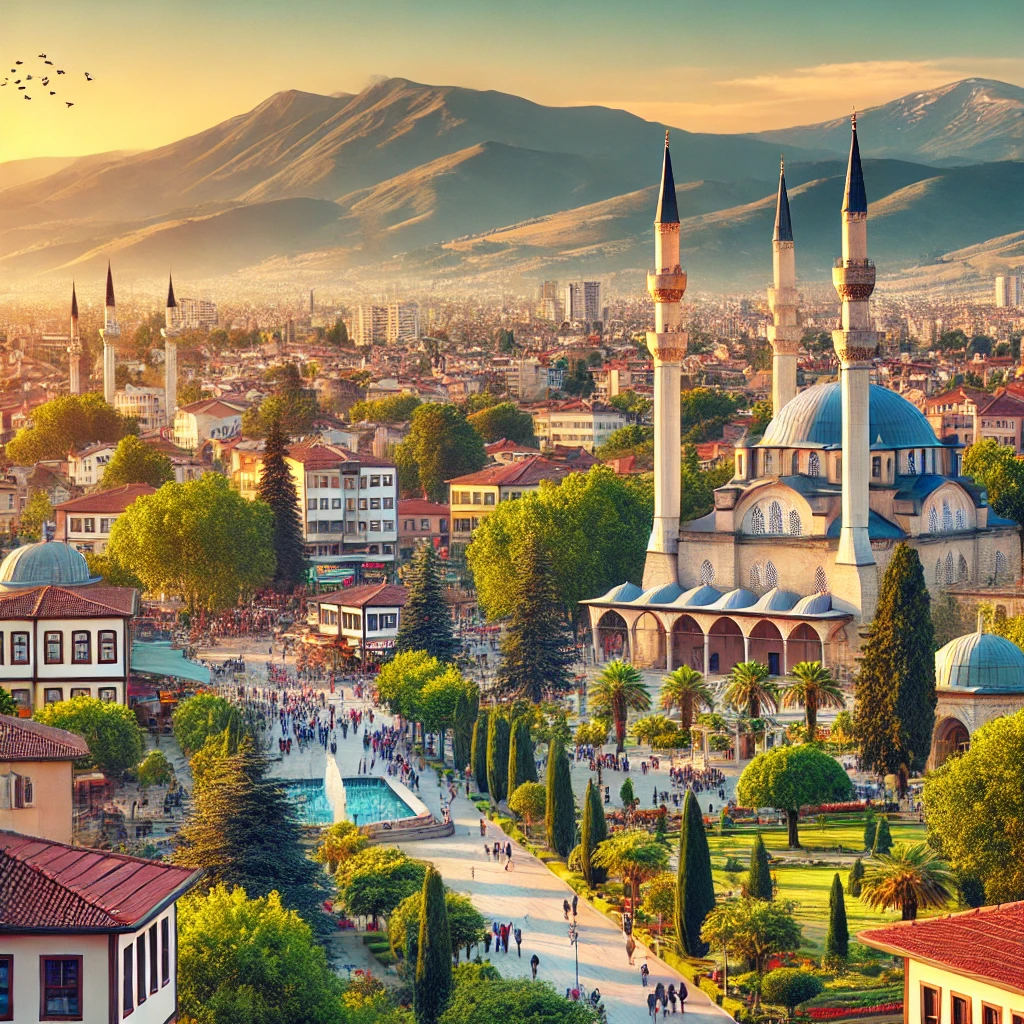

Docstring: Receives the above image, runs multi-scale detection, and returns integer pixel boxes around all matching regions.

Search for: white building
[564,281,601,324]
[309,582,407,663]
[386,302,420,343]
[173,397,247,451]
[527,400,629,451]
[67,442,117,487]
[55,484,156,556]
[114,385,166,433]
[169,295,218,330]
[353,305,387,346]
[994,273,1021,308]
[505,359,561,400]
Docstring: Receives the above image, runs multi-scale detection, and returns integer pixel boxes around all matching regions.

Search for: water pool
[281,779,335,826]
[281,776,416,827]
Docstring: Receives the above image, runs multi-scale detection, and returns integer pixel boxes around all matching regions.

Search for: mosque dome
[935,630,1024,692]
[0,541,100,589]
[759,382,941,450]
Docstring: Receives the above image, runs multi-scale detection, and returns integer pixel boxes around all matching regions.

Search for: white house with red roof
[172,396,247,451]
[308,582,407,663]
[54,484,156,555]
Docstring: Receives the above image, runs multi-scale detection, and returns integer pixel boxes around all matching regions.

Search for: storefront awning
[130,641,211,684]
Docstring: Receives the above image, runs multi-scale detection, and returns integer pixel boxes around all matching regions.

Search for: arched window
[699,559,715,585]
[791,452,799,475]
[945,551,955,586]
[764,452,773,475]
[958,555,969,582]
[765,561,778,589]
[789,509,802,536]
[996,550,1008,581]
[808,452,820,478]
[955,508,965,530]
[928,506,938,533]
[907,451,916,475]
[942,499,953,531]
[935,559,943,585]
[768,501,783,534]
[814,567,828,594]
[750,507,765,535]
[750,564,762,591]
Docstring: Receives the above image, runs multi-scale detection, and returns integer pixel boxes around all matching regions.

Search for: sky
[1,0,1023,162]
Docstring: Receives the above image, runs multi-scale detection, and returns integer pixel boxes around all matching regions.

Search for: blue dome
[760,383,941,450]
[0,541,100,588]
[935,631,1024,692]
[712,588,758,610]
[752,588,801,612]
[674,585,723,608]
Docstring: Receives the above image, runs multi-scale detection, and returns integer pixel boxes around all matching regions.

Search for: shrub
[761,969,824,1015]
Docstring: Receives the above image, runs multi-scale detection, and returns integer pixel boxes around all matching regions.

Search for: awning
[130,641,211,685]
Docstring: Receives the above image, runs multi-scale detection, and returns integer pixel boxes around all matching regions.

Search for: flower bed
[806,801,869,814]
[807,1002,903,1019]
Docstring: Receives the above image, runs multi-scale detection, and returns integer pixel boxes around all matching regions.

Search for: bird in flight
[44,60,53,65]
[23,95,30,100]
[38,53,45,58]
[41,76,48,85]
[65,101,73,107]
[84,72,92,81]
[56,69,65,75]
[14,60,22,65]
[49,90,55,95]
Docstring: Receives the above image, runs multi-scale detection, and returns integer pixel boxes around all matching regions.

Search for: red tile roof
[287,440,393,469]
[398,499,448,516]
[859,901,1024,993]
[484,438,541,455]
[55,483,156,513]
[178,398,248,417]
[0,716,90,761]
[313,583,407,608]
[0,584,137,618]
[447,455,573,487]
[978,391,1024,417]
[0,830,201,931]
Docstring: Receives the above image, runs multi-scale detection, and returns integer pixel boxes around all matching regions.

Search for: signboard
[361,561,387,570]
[308,566,356,585]
[363,639,396,652]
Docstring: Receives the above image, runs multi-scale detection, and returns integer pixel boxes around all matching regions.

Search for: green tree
[508,782,546,830]
[964,438,1024,529]
[932,592,974,648]
[172,694,237,755]
[0,687,15,715]
[589,660,651,753]
[596,424,654,467]
[256,417,307,591]
[872,816,893,856]
[724,661,779,718]
[5,392,135,463]
[472,709,489,795]
[660,665,715,730]
[825,872,849,964]
[924,708,1024,902]
[349,393,421,424]
[18,491,54,541]
[486,712,511,803]
[135,749,174,790]
[761,968,824,1016]
[579,778,607,887]
[782,661,845,742]
[100,435,174,488]
[467,402,538,446]
[390,889,487,963]
[676,789,715,957]
[545,734,576,857]
[83,551,144,589]
[395,403,487,502]
[336,845,427,922]
[415,866,453,1024]
[312,821,368,875]
[177,885,345,1024]
[452,684,479,774]
[748,399,774,437]
[855,543,936,780]
[421,668,477,763]
[507,716,538,793]
[593,827,668,907]
[863,810,877,851]
[35,696,143,779]
[243,364,319,438]
[326,317,351,348]
[642,872,677,923]
[747,833,773,900]
[439,976,598,1024]
[737,744,853,849]
[848,857,865,897]
[109,474,275,611]
[396,541,459,662]
[859,843,954,921]
[376,650,448,736]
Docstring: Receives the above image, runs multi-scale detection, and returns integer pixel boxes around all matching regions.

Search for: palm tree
[660,665,715,730]
[723,661,779,719]
[632,714,674,747]
[589,660,652,753]
[859,843,954,920]
[782,661,846,741]
[591,828,669,906]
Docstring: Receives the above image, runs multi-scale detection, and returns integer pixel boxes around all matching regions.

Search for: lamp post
[567,921,579,996]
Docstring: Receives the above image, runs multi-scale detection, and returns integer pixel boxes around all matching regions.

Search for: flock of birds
[0,54,92,105]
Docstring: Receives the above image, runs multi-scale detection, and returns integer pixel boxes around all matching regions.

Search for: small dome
[595,581,643,604]
[753,588,801,612]
[674,584,723,608]
[935,631,1024,692]
[636,583,683,605]
[792,592,833,615]
[0,541,100,589]
[712,588,758,610]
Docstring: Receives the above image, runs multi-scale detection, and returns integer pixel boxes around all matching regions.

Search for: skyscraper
[563,281,602,325]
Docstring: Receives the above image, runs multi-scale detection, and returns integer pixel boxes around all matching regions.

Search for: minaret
[162,273,179,429]
[831,115,879,616]
[68,283,82,395]
[643,132,688,588]
[767,159,799,415]
[100,262,119,405]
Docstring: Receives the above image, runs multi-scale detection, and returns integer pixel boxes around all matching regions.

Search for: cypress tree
[747,833,773,900]
[825,872,850,962]
[855,543,936,781]
[872,816,893,855]
[472,710,489,795]
[495,533,574,701]
[256,417,307,590]
[620,777,635,810]
[507,717,537,796]
[486,712,510,803]
[452,686,478,774]
[676,790,715,957]
[863,811,877,852]
[545,735,576,857]
[847,857,865,897]
[414,866,452,1024]
[580,779,597,886]
[396,540,459,662]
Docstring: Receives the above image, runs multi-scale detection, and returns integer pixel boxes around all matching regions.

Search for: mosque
[584,120,1021,689]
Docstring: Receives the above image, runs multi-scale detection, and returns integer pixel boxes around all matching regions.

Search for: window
[44,688,63,705]
[370,520,381,531]
[872,456,881,477]
[72,632,91,664]
[955,508,965,529]
[996,550,1009,581]
[699,560,715,585]
[958,555,969,582]
[439,519,448,532]
[952,995,971,1024]
[750,565,762,591]
[100,517,114,533]
[83,517,95,533]
[935,558,943,585]
[319,498,329,510]
[161,917,170,986]
[420,518,430,530]
[768,501,783,534]
[945,551,955,586]
[943,499,954,531]
[382,474,393,486]
[383,520,394,531]
[307,520,318,534]
[70,517,83,532]
[307,498,317,510]
[484,492,496,505]
[922,987,940,1024]
[331,498,341,509]
[13,773,33,807]
[346,498,355,512]
[382,613,397,629]
[814,567,829,594]
[359,476,367,488]
[370,475,380,487]
[982,1005,1001,1024]
[42,956,83,1021]
[330,476,339,489]
[765,561,778,589]
[367,614,379,631]
[136,935,146,1005]
[0,954,10,1020]
[929,506,939,532]
[98,631,117,664]
[11,632,28,664]
[344,476,355,490]
[70,687,90,699]
[370,498,381,509]
[750,507,765,535]
[403,519,415,531]
[808,452,820,477]
[122,946,133,1016]
[908,451,916,474]
[789,509,802,536]
[472,492,482,505]
[359,498,368,510]
[44,632,63,665]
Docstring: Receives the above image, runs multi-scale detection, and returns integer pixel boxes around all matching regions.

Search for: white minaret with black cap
[643,131,688,588]
[100,262,119,405]
[68,283,82,396]
[767,159,799,415]
[161,273,179,428]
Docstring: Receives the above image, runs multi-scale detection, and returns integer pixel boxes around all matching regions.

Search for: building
[924,387,984,446]
[860,903,1023,1024]
[0,716,89,844]
[173,397,247,451]
[527,400,629,451]
[114,385,167,433]
[590,359,653,400]
[353,305,387,346]
[974,389,1024,452]
[564,281,601,324]
[55,484,156,555]
[0,830,200,1024]
[398,499,449,561]
[386,302,420,343]
[504,358,561,400]
[484,439,542,464]
[994,273,1021,308]
[169,295,218,330]
[67,442,117,488]
[307,582,407,663]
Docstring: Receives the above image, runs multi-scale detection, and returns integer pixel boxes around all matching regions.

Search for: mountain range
[2,76,1024,292]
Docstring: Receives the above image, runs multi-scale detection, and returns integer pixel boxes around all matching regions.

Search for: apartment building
[563,281,601,324]
[67,442,118,487]
[397,499,449,561]
[114,385,167,432]
[924,386,984,446]
[173,397,247,450]
[526,400,629,452]
[974,389,1024,452]
[54,484,156,555]
[170,295,218,330]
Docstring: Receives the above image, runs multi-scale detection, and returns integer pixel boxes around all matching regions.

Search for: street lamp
[567,921,580,996]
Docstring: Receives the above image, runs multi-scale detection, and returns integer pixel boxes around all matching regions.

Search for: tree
[761,969,823,1016]
[376,650,448,736]
[633,714,674,747]
[642,872,677,923]
[172,694,237,755]
[243,365,319,438]
[177,885,345,1024]
[257,417,307,591]
[421,669,477,763]
[932,592,974,648]
[747,833,773,900]
[35,696,143,779]
[660,665,715,730]
[589,660,651,753]
[0,687,15,715]
[579,779,607,887]
[859,843,954,921]
[592,828,669,907]
[855,543,936,780]
[494,532,575,702]
[312,821,368,875]
[597,424,654,468]
[325,317,351,348]
[508,782,546,830]
[748,400,774,437]
[18,491,54,542]
[737,745,853,849]
[724,661,779,718]
[452,684,478,774]
[415,866,453,1024]
[848,857,865,897]
[395,403,487,502]
[84,551,144,589]
[545,734,576,857]
[862,810,877,852]
[872,816,893,856]
[924,709,1024,902]
[486,712,511,803]
[396,541,459,662]
[100,435,174,488]
[4,392,135,464]
[676,790,715,957]
[472,710,489,795]
[349,393,421,424]
[783,662,845,742]
[467,402,538,447]
[507,716,537,794]
[336,845,427,922]
[109,474,275,611]
[824,872,849,964]
[135,749,174,790]
[619,776,635,810]
[390,889,487,963]
[438,976,598,1024]
[964,438,1024,529]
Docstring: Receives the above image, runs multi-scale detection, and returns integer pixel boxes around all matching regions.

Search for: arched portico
[671,615,705,672]
[632,611,666,670]
[788,622,825,668]
[748,620,784,676]
[930,715,970,768]
[594,609,629,663]
[707,617,744,677]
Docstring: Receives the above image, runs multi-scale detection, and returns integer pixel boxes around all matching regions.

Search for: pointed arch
[699,559,715,585]
[944,551,955,586]
[808,452,820,477]
[955,507,965,530]
[957,554,969,582]
[996,550,1009,582]
[814,566,828,594]
[908,451,916,474]
[935,559,943,585]
[928,506,938,533]
[750,564,763,591]
[768,500,783,534]
[942,499,953,531]
[750,506,765,535]
[788,509,802,536]
[765,561,778,589]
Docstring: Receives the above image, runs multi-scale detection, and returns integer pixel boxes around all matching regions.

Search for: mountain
[753,79,1024,165]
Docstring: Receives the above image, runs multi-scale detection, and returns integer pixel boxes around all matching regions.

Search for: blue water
[281,779,335,826]
[281,777,415,827]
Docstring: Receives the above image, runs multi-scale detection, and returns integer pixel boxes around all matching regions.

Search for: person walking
[530,953,539,980]
[625,933,637,965]
[483,931,492,954]
[504,841,513,871]
[563,898,571,920]
[572,893,578,917]
[640,963,650,987]
[667,984,677,1013]
[655,982,666,1008]
[678,978,688,1014]
[514,926,522,957]
[647,992,657,1017]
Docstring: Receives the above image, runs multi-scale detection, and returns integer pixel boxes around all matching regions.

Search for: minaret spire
[105,261,116,308]
[655,130,680,225]
[773,157,793,242]
[101,262,120,405]
[161,270,180,430]
[767,156,799,414]
[68,282,82,396]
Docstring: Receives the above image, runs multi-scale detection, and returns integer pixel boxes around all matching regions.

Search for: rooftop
[447,455,573,487]
[287,439,393,469]
[54,483,157,514]
[398,498,449,515]
[313,582,408,609]
[0,585,137,618]
[0,716,90,762]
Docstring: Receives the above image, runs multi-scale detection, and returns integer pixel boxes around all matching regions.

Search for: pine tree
[545,735,576,857]
[676,790,715,957]
[396,541,459,662]
[472,710,489,795]
[414,866,453,1024]
[872,816,893,856]
[863,811,877,852]
[486,712,510,803]
[747,833,773,900]
[495,533,574,702]
[855,543,937,780]
[256,417,307,591]
[507,717,537,795]
[848,857,865,897]
[825,872,850,963]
